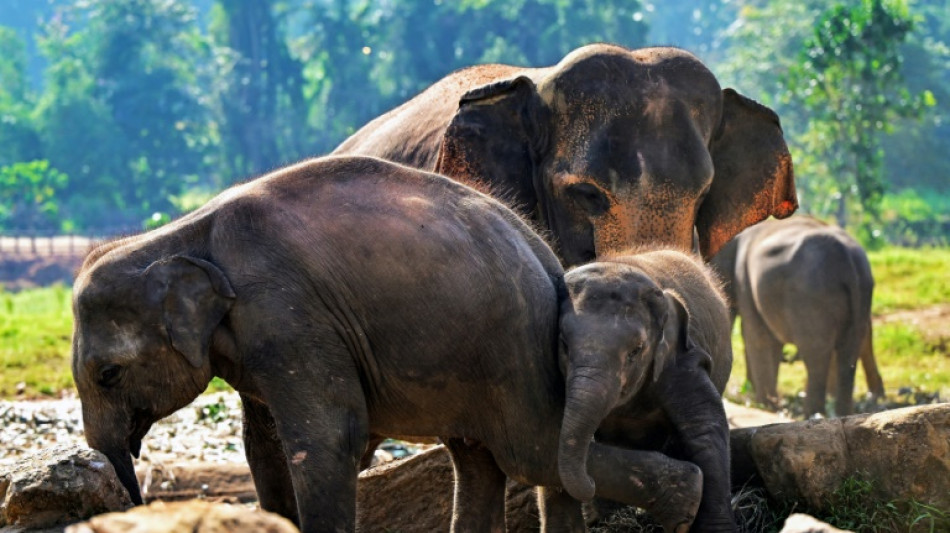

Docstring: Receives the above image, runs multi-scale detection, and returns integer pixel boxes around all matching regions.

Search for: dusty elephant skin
[711,216,885,417]
[334,43,798,265]
[0,445,131,529]
[71,156,704,533]
[558,250,737,531]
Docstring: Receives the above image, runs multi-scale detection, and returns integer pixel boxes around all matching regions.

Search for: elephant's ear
[435,75,550,213]
[697,88,798,259]
[655,290,711,383]
[145,256,235,368]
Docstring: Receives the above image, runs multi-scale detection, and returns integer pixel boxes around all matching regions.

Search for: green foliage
[29,0,220,230]
[879,189,950,246]
[784,0,924,237]
[0,160,68,231]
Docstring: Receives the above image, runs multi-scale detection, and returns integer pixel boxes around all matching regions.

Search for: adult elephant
[334,43,798,264]
[710,216,885,417]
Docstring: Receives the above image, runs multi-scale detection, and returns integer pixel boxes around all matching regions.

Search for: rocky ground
[0,391,786,473]
[0,393,247,471]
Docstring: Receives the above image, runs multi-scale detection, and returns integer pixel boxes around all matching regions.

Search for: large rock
[731,403,950,512]
[0,445,132,529]
[356,446,455,530]
[135,463,256,503]
[355,445,607,531]
[65,500,298,532]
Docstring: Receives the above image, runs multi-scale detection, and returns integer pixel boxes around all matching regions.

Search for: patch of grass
[816,476,950,533]
[868,247,950,314]
[0,285,74,397]
[0,285,236,399]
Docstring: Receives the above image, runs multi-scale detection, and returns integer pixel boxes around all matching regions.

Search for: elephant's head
[436,44,797,265]
[71,253,235,504]
[556,261,702,501]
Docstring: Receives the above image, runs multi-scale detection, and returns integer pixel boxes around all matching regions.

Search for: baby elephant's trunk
[558,360,619,502]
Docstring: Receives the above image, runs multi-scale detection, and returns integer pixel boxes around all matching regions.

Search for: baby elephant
[72,156,703,533]
[558,249,737,532]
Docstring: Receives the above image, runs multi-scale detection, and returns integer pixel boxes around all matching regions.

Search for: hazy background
[0,0,947,246]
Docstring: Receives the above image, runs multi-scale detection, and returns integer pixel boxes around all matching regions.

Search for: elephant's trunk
[83,409,143,505]
[102,448,143,505]
[558,361,619,502]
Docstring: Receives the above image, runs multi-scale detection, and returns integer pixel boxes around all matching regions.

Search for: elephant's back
[332,63,529,169]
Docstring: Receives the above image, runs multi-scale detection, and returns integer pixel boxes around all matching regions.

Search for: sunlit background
[0,0,947,245]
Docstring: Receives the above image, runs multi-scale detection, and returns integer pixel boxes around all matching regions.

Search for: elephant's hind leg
[444,437,507,533]
[241,393,298,525]
[798,337,834,417]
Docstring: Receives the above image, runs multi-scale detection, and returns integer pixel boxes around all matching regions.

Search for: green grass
[0,285,74,397]
[868,247,950,314]
[2,246,949,405]
[0,284,235,398]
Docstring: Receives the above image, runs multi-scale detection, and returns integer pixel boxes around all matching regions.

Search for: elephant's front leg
[585,444,702,533]
[443,437,507,533]
[259,360,370,532]
[537,486,586,532]
[241,393,298,524]
[654,349,737,532]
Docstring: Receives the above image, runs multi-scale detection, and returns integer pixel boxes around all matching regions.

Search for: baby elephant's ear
[655,290,692,383]
[145,256,235,368]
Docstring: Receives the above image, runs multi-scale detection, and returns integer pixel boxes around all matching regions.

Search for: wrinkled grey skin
[334,43,798,266]
[557,250,737,532]
[710,216,885,417]
[72,156,705,533]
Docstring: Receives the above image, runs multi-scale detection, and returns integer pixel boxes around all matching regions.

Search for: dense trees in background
[0,0,947,246]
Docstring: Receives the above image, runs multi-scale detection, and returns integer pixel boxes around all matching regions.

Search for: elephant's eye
[564,182,609,216]
[626,341,645,363]
[98,364,122,388]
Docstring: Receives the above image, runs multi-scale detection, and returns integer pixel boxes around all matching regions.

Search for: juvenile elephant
[558,249,736,532]
[710,216,885,417]
[72,156,707,532]
[334,43,798,265]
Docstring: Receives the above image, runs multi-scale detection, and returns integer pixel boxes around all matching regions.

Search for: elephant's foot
[585,444,702,532]
[645,460,703,533]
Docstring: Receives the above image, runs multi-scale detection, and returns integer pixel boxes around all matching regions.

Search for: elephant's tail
[858,317,885,398]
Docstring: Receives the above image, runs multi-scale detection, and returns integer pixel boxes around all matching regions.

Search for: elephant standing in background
[334,43,798,265]
[710,216,885,417]
[72,156,709,533]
